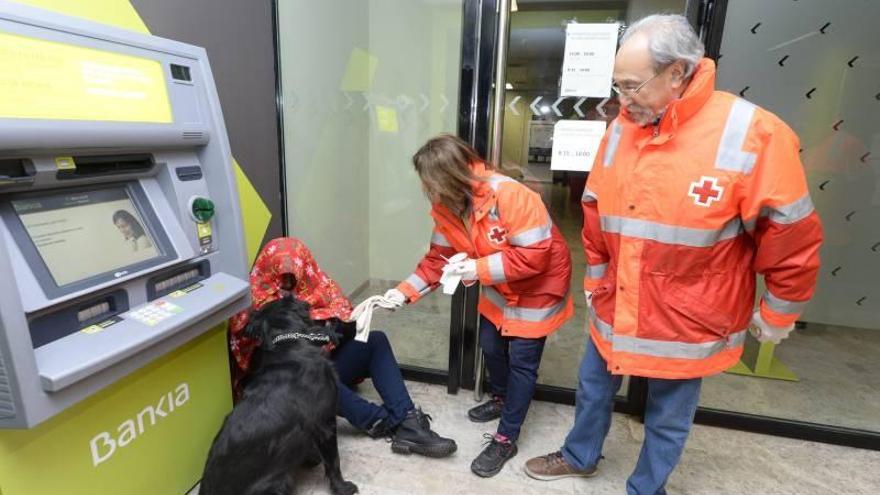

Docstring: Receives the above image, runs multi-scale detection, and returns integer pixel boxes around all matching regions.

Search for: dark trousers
[333,331,415,431]
[479,316,546,442]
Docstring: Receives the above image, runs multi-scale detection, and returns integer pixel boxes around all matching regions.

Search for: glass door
[693,0,880,450]
[467,0,691,409]
[275,0,470,377]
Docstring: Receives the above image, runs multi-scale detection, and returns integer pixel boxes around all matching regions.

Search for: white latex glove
[447,259,478,282]
[349,294,405,343]
[383,288,406,308]
[749,310,794,344]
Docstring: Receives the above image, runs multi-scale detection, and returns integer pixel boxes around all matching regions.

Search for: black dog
[201,297,358,495]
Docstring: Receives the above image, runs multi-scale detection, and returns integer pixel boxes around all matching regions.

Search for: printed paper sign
[561,23,619,97]
[551,120,606,172]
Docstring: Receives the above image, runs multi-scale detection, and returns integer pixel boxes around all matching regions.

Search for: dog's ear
[243,308,269,342]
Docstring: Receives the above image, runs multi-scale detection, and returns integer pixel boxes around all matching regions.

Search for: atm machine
[0,3,250,430]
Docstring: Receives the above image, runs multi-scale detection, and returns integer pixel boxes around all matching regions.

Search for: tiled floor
[192,380,880,495]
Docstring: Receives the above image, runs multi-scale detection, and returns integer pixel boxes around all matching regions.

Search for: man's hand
[749,310,794,344]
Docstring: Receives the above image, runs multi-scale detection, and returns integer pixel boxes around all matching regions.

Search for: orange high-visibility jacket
[583,58,823,379]
[398,162,573,338]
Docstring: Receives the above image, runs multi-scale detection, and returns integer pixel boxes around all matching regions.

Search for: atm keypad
[126,300,183,327]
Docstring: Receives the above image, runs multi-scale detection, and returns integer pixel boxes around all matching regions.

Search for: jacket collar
[619,57,717,137]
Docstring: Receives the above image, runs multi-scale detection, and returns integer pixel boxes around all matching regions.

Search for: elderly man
[524,14,823,494]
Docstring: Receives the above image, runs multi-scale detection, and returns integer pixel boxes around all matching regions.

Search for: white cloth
[584,290,593,309]
[348,294,404,343]
[749,310,794,344]
[439,252,469,294]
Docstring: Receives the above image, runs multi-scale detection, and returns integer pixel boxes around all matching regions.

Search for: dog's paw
[331,480,358,495]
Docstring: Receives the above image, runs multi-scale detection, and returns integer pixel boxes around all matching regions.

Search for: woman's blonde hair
[412,134,491,218]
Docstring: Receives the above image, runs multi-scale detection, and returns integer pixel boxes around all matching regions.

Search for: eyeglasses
[611,68,665,97]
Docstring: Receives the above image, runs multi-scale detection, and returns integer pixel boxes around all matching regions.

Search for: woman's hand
[383,288,406,307]
[446,260,478,282]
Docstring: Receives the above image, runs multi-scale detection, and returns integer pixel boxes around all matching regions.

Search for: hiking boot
[365,417,394,439]
[391,408,458,458]
[470,433,517,478]
[524,451,598,481]
[467,396,504,423]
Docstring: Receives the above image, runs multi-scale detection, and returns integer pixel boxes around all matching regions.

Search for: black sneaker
[391,408,458,458]
[467,396,504,423]
[471,433,518,478]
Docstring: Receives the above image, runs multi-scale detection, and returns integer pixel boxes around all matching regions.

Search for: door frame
[448,0,649,416]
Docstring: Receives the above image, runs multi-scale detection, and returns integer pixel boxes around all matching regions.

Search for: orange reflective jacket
[399,162,573,338]
[583,59,823,379]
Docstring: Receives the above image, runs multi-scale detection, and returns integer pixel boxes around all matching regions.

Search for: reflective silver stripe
[482,286,507,308]
[405,273,428,292]
[585,262,607,279]
[488,174,516,191]
[763,194,815,225]
[603,121,622,167]
[509,220,552,247]
[591,312,613,340]
[763,291,807,315]
[591,314,746,359]
[487,252,506,283]
[743,194,816,232]
[613,330,747,359]
[715,98,758,173]
[600,216,744,247]
[483,286,568,323]
[430,230,451,247]
[505,298,568,323]
[581,186,598,203]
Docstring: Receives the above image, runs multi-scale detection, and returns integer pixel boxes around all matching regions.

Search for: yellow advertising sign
[0,31,173,123]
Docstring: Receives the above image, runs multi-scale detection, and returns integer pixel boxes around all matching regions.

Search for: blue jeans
[562,337,702,495]
[333,331,415,431]
[479,316,546,442]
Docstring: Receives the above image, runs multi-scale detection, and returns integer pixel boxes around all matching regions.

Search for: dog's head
[244,297,338,353]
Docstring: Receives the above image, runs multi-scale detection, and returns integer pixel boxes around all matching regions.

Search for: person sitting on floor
[229,237,457,458]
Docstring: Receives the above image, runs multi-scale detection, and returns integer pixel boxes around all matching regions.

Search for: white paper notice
[528,121,555,149]
[560,23,619,97]
[551,120,607,172]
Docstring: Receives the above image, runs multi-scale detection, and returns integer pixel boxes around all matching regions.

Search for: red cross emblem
[488,226,507,244]
[688,176,724,207]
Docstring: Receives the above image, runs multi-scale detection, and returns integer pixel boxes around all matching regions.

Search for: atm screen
[3,185,176,297]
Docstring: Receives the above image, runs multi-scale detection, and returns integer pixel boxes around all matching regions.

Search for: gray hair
[620,14,705,78]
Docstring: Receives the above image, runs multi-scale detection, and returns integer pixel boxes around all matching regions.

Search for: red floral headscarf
[229,237,353,376]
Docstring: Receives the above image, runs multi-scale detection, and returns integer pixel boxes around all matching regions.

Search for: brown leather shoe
[524,451,598,481]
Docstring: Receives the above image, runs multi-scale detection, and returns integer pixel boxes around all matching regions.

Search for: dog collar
[271,332,331,345]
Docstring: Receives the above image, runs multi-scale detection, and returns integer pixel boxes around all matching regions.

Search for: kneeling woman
[388,134,573,477]
[229,237,456,458]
